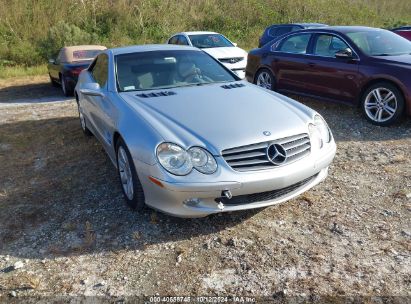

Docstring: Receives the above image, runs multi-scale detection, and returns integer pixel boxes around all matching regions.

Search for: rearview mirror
[80,83,104,97]
[48,59,55,64]
[335,48,353,59]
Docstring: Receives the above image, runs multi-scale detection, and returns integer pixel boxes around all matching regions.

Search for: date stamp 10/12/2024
[147,296,256,303]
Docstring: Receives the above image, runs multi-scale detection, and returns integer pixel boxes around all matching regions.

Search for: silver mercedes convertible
[74,45,336,218]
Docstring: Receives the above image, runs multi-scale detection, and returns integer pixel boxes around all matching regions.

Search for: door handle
[307,62,316,67]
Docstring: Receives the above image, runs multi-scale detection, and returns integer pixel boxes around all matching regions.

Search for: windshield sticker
[124,86,136,91]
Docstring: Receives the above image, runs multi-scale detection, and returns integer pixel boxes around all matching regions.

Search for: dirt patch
[0,75,62,103]
[0,80,410,300]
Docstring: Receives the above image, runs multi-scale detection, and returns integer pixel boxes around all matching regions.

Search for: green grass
[0,65,47,79]
[0,0,410,78]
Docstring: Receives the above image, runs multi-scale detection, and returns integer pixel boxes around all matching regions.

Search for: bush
[0,40,43,66]
[0,0,410,70]
[40,21,100,60]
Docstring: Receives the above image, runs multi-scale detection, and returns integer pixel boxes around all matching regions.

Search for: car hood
[373,55,411,67]
[120,82,313,155]
[202,47,247,60]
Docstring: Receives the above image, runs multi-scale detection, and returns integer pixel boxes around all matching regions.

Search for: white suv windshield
[188,34,233,48]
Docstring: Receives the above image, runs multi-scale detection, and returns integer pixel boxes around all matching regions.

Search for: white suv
[167,31,248,78]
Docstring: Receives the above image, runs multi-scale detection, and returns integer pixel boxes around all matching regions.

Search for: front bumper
[136,141,336,218]
[220,61,247,79]
[232,69,245,79]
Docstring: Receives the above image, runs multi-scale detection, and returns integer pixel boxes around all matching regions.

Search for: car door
[269,33,313,93]
[82,54,114,149]
[304,33,360,102]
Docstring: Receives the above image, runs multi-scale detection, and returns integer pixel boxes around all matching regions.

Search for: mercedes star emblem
[266,143,287,165]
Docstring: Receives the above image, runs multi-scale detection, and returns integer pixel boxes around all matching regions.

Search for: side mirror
[233,42,238,47]
[335,48,353,59]
[48,59,55,64]
[80,82,104,97]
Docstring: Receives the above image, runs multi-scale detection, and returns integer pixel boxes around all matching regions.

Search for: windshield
[346,29,411,56]
[188,34,234,48]
[115,50,237,92]
[72,50,103,61]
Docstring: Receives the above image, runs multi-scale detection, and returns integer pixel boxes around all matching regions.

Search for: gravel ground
[0,77,410,302]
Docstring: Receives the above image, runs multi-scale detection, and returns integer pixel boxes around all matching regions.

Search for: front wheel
[116,138,145,210]
[254,69,275,90]
[361,82,404,126]
[77,103,92,136]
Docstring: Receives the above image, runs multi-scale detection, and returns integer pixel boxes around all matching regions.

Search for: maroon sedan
[246,26,411,126]
[392,26,411,41]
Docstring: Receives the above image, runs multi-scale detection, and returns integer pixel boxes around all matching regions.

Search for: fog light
[183,198,201,207]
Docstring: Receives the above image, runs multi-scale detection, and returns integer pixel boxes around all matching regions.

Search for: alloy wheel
[118,146,134,200]
[364,87,398,123]
[256,71,272,90]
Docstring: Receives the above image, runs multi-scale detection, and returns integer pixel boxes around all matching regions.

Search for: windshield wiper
[121,80,236,92]
[124,82,216,92]
[373,53,392,56]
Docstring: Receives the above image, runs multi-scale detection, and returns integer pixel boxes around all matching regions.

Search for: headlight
[308,123,323,150]
[188,147,218,174]
[309,115,331,150]
[156,143,192,175]
[314,115,331,144]
[156,143,218,175]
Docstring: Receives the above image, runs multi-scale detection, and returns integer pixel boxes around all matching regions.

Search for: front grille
[219,174,317,206]
[219,57,244,64]
[222,134,311,172]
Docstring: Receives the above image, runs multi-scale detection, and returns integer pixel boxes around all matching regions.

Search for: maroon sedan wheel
[362,82,404,126]
[255,69,274,90]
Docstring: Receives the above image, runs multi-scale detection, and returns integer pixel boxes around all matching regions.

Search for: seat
[352,37,370,54]
[117,62,140,91]
[295,42,307,54]
[315,38,332,56]
[282,40,297,52]
[152,63,177,87]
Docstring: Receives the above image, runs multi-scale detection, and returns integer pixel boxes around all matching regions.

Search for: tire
[49,74,59,87]
[77,103,92,136]
[254,68,275,90]
[60,74,73,97]
[361,82,404,126]
[116,138,145,210]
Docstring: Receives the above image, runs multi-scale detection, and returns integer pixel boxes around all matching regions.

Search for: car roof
[174,31,219,36]
[109,44,200,56]
[290,26,388,34]
[326,26,387,32]
[60,45,106,62]
[293,23,328,27]
[268,23,328,28]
